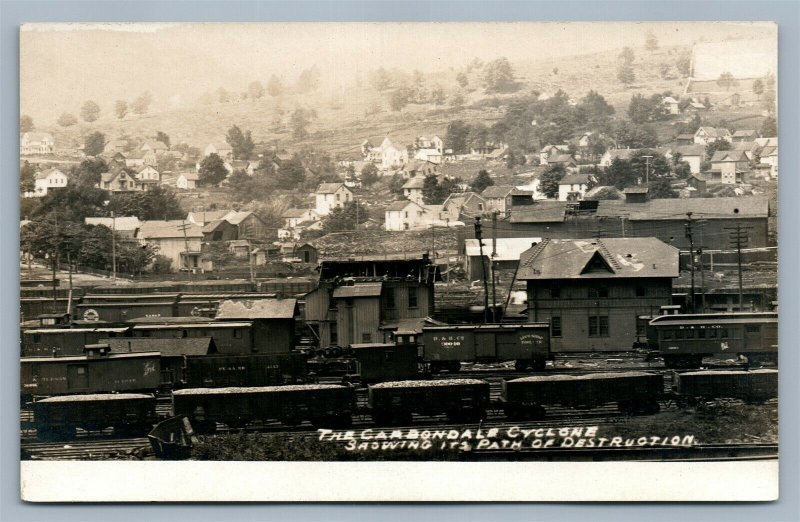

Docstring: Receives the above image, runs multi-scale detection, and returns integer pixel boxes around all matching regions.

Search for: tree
[83,131,106,157]
[673,161,692,180]
[267,75,284,97]
[275,154,306,189]
[630,150,670,180]
[456,72,468,88]
[198,153,229,186]
[226,125,255,159]
[576,90,615,125]
[613,120,658,149]
[676,51,691,76]
[70,157,108,187]
[294,66,321,94]
[422,175,459,205]
[131,91,153,115]
[505,149,517,169]
[659,63,671,80]
[114,100,128,119]
[360,162,379,187]
[322,200,368,233]
[57,113,78,127]
[619,47,635,64]
[290,108,316,140]
[483,57,517,93]
[539,164,566,199]
[389,86,412,112]
[248,80,265,100]
[716,72,738,91]
[80,100,101,122]
[760,116,777,137]
[705,139,730,161]
[627,93,667,124]
[645,31,659,51]
[150,255,173,274]
[449,93,465,107]
[108,185,186,221]
[155,131,171,149]
[470,170,493,193]
[648,178,677,199]
[445,120,471,155]
[430,86,446,105]
[20,115,34,132]
[617,62,635,86]
[20,161,37,194]
[752,78,764,98]
[370,68,393,91]
[603,158,636,190]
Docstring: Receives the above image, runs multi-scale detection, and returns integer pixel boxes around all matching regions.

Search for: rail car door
[67,364,89,391]
[474,331,496,361]
[743,324,763,352]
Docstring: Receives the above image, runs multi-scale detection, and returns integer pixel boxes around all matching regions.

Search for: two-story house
[481,185,517,214]
[136,220,204,271]
[385,200,427,231]
[709,150,750,184]
[440,192,485,222]
[694,127,732,146]
[204,142,233,160]
[315,183,353,216]
[558,174,596,201]
[20,132,55,155]
[402,177,427,204]
[26,168,68,198]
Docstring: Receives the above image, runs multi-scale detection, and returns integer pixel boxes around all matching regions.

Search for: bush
[150,255,173,274]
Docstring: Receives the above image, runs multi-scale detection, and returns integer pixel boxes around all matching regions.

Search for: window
[551,316,562,337]
[408,288,418,308]
[330,323,338,345]
[385,288,396,309]
[32,334,42,343]
[182,330,188,338]
[635,287,646,297]
[551,287,561,299]
[404,211,409,218]
[588,315,609,337]
[233,329,242,339]
[719,328,729,338]
[345,298,354,308]
[588,288,608,298]
[745,325,761,333]
[478,203,484,211]
[328,291,337,310]
[697,328,706,339]
[663,330,673,340]
[362,333,372,343]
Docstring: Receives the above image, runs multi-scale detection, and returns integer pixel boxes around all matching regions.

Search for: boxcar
[172,384,356,432]
[674,369,778,404]
[130,322,254,354]
[32,393,158,440]
[21,351,161,397]
[368,379,490,425]
[21,327,131,357]
[502,372,663,419]
[422,323,551,372]
[183,353,309,388]
[347,342,419,383]
[649,312,778,368]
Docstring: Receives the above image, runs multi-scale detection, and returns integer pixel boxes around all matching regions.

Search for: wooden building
[519,238,679,352]
[215,298,299,353]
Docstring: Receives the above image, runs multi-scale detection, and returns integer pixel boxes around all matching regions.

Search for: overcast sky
[21,22,774,123]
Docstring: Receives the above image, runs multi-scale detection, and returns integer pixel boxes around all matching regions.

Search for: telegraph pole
[697,248,705,313]
[491,210,499,322]
[177,220,193,278]
[725,224,751,311]
[474,217,490,323]
[111,211,117,283]
[642,155,653,185]
[684,212,695,312]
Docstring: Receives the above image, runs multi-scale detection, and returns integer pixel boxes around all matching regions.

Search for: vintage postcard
[19,21,778,501]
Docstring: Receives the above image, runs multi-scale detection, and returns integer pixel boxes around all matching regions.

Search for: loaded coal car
[21,345,161,400]
[368,379,490,425]
[172,384,356,433]
[32,393,158,441]
[21,326,131,357]
[422,323,551,372]
[673,369,778,405]
[501,372,663,420]
[183,352,309,388]
[649,312,778,369]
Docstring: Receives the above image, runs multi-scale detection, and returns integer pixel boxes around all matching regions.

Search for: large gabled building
[519,238,679,352]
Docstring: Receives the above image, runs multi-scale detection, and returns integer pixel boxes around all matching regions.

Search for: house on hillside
[20,132,55,155]
[759,146,778,179]
[379,138,409,170]
[599,148,636,168]
[662,96,680,115]
[401,159,439,179]
[402,177,427,205]
[136,165,161,188]
[539,144,570,165]
[85,216,142,238]
[709,150,750,184]
[100,168,142,192]
[202,220,238,242]
[685,101,707,112]
[125,151,146,168]
[26,168,68,198]
[694,127,731,146]
[385,200,429,231]
[557,174,596,201]
[481,185,517,214]
[672,145,705,174]
[414,135,444,164]
[732,130,759,142]
[282,208,318,230]
[204,142,233,160]
[519,238,679,352]
[315,183,353,216]
[187,210,232,226]
[227,211,267,240]
[141,141,169,154]
[441,192,485,222]
[547,154,578,172]
[176,171,199,190]
[137,220,204,271]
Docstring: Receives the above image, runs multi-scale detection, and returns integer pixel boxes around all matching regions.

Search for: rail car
[673,369,778,405]
[422,323,551,373]
[648,312,778,369]
[368,379,490,425]
[501,372,663,420]
[21,327,131,357]
[32,393,157,441]
[172,384,356,433]
[183,353,309,388]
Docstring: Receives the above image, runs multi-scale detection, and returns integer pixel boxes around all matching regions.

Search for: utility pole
[697,248,705,313]
[725,224,751,311]
[642,155,653,185]
[474,217,490,324]
[177,220,193,278]
[685,212,695,312]
[111,211,117,283]
[491,210,499,322]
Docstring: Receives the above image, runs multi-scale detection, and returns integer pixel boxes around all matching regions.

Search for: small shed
[215,298,299,353]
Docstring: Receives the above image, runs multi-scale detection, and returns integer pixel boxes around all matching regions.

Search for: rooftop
[216,298,298,320]
[464,237,544,261]
[332,283,383,298]
[317,182,347,194]
[138,220,203,239]
[104,337,215,357]
[481,185,516,199]
[84,216,141,231]
[595,196,769,220]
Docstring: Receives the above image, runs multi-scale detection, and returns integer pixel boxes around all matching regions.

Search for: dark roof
[517,238,679,280]
[559,174,592,185]
[332,283,383,298]
[202,219,231,233]
[104,337,215,356]
[317,183,348,194]
[215,298,298,320]
[386,200,420,211]
[595,196,769,220]
[509,201,568,223]
[711,150,748,163]
[674,145,706,156]
[308,228,461,259]
[549,153,576,164]
[623,186,649,194]
[733,130,758,137]
[283,208,311,218]
[138,220,203,239]
[480,185,516,199]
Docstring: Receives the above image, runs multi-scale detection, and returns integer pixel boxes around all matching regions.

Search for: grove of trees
[80,100,101,122]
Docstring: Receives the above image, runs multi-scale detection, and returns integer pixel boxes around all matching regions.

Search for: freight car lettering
[721,342,729,351]
[519,334,544,345]
[114,378,138,385]
[39,377,67,382]
[143,361,157,376]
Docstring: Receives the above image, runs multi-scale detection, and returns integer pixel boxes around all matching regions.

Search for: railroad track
[21,436,150,460]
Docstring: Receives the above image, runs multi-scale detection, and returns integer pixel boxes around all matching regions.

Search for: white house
[136,165,161,188]
[557,174,595,201]
[760,146,778,179]
[672,145,705,174]
[662,96,680,115]
[176,171,199,190]
[204,142,233,160]
[599,148,636,168]
[539,144,569,165]
[385,200,428,231]
[137,220,204,271]
[26,168,68,198]
[694,127,732,146]
[20,132,55,155]
[402,177,427,204]
[379,138,408,170]
[414,135,444,164]
[315,183,353,216]
[480,185,517,214]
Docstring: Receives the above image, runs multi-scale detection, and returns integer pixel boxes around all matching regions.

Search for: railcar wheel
[429,362,442,374]
[447,361,461,373]
[532,359,547,372]
[514,360,528,371]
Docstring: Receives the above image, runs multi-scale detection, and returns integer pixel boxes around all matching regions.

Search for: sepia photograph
[17,20,779,501]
